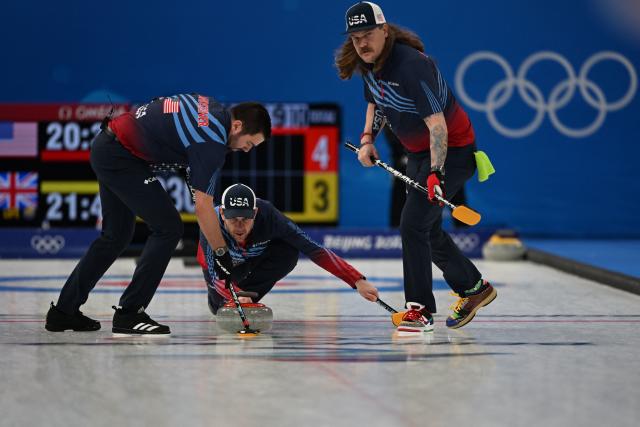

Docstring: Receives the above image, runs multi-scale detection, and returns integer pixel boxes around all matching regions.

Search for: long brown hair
[335,23,425,80]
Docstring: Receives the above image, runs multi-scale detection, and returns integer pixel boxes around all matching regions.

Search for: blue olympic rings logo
[454,51,637,138]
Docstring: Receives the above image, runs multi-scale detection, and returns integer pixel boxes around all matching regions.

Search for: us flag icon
[163,98,180,114]
[0,122,38,157]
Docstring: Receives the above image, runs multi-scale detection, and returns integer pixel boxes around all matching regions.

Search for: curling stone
[216,302,273,333]
[482,229,526,261]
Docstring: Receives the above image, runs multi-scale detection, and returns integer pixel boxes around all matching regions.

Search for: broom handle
[344,142,457,209]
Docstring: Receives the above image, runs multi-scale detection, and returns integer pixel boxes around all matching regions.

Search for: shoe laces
[449,291,468,313]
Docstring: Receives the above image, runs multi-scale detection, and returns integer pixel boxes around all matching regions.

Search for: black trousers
[400,144,482,313]
[56,131,183,314]
[205,240,299,314]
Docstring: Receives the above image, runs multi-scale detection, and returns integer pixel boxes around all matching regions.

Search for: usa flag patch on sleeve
[163,98,180,114]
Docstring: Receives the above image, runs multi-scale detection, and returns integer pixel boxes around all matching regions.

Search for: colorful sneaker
[45,302,101,332]
[446,280,497,329]
[112,306,170,335]
[396,302,434,335]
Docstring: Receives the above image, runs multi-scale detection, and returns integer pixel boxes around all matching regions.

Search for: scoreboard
[216,103,339,223]
[0,102,340,235]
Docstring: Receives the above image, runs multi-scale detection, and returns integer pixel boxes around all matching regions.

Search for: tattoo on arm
[430,124,447,169]
[425,113,448,169]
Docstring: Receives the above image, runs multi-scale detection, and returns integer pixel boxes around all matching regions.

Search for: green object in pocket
[474,151,495,182]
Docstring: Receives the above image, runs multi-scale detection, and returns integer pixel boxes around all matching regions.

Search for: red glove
[426,169,445,205]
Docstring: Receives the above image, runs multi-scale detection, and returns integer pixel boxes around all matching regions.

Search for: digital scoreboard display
[0,102,340,235]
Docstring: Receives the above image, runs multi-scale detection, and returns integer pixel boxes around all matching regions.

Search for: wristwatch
[214,247,228,257]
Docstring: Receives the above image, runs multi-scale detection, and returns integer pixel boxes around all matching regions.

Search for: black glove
[213,251,234,279]
[229,262,253,283]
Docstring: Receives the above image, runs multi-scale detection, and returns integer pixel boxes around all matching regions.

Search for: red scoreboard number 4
[298,127,338,222]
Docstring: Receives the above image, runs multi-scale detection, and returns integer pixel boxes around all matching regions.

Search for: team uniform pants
[400,144,482,313]
[205,240,299,314]
[56,130,183,314]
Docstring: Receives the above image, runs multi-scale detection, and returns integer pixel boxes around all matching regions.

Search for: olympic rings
[30,235,66,254]
[454,51,637,138]
[451,233,480,252]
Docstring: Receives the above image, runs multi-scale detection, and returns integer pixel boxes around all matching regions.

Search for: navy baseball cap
[221,184,257,219]
[344,1,386,34]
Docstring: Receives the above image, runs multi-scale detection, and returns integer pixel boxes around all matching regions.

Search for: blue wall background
[2,0,639,237]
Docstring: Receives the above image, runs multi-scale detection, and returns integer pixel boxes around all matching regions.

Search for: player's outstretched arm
[269,202,379,300]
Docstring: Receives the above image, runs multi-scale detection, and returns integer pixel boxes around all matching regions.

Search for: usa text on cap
[345,2,386,34]
[221,184,257,219]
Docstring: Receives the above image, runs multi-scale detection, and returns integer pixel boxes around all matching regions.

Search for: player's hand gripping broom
[344,142,481,226]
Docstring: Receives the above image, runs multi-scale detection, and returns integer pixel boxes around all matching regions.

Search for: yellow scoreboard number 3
[289,127,339,222]
[302,173,337,221]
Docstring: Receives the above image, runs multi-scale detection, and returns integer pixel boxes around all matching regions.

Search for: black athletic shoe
[112,306,170,335]
[45,302,101,332]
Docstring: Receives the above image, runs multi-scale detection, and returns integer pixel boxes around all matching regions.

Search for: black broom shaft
[226,279,252,329]
[376,298,399,314]
[344,142,428,195]
[344,142,455,209]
